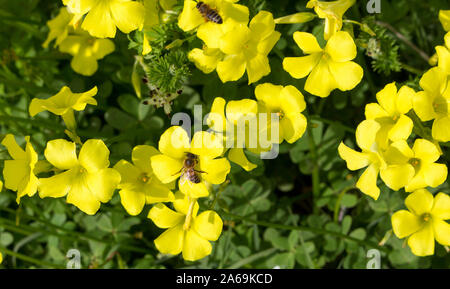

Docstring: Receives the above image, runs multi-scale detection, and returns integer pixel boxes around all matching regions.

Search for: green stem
[333,186,355,222]
[0,246,65,268]
[222,211,389,253]
[310,115,355,133]
[400,63,423,75]
[306,116,320,214]
[226,248,278,269]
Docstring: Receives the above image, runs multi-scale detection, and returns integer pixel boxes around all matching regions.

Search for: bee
[180,152,206,184]
[195,1,223,24]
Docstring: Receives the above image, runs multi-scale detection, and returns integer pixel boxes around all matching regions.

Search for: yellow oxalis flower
[58,29,115,76]
[439,10,450,32]
[1,134,38,204]
[178,0,249,32]
[38,139,121,215]
[148,192,223,261]
[392,189,450,256]
[365,82,415,149]
[255,83,307,144]
[151,126,230,198]
[283,31,363,98]
[43,7,75,48]
[413,67,450,142]
[29,86,97,130]
[435,32,450,75]
[306,0,355,40]
[0,252,2,264]
[214,11,281,84]
[64,0,145,38]
[207,97,258,171]
[114,145,174,216]
[338,120,386,200]
[380,139,447,192]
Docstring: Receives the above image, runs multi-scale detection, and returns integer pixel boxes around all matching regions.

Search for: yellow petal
[380,164,415,191]
[246,54,271,84]
[281,113,307,143]
[220,23,249,55]
[66,179,100,215]
[413,91,437,122]
[405,189,434,216]
[150,154,183,183]
[91,38,115,59]
[119,188,146,216]
[114,160,141,184]
[396,85,415,114]
[387,114,413,141]
[355,120,380,152]
[158,126,190,160]
[197,22,224,49]
[188,48,222,74]
[179,176,210,198]
[178,0,205,31]
[432,115,450,142]
[292,32,322,54]
[419,67,447,95]
[38,169,76,198]
[280,85,307,113]
[70,48,99,76]
[391,210,423,238]
[154,224,184,255]
[257,31,280,55]
[376,82,397,116]
[148,203,185,228]
[225,99,258,125]
[216,54,246,83]
[337,142,369,170]
[383,140,414,164]
[325,31,357,62]
[412,138,440,163]
[255,83,283,109]
[433,218,450,246]
[173,191,199,216]
[431,193,450,220]
[207,97,227,132]
[190,131,224,159]
[407,223,435,256]
[144,182,174,204]
[364,103,389,120]
[1,134,26,159]
[132,145,160,173]
[305,58,336,97]
[3,160,28,192]
[86,168,120,203]
[282,54,321,79]
[44,139,78,170]
[439,10,450,31]
[422,163,447,188]
[328,60,363,91]
[199,157,230,184]
[356,164,380,200]
[82,1,117,38]
[194,210,223,241]
[109,0,145,34]
[182,229,212,261]
[436,45,450,75]
[227,147,257,171]
[79,139,110,173]
[249,11,276,41]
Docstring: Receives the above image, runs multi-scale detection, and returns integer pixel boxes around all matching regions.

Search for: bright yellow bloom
[188,47,224,74]
[38,139,121,215]
[338,120,385,200]
[43,7,74,48]
[306,0,355,40]
[207,97,258,171]
[255,83,307,144]
[380,139,447,192]
[413,67,450,142]
[435,32,450,75]
[178,0,249,32]
[148,192,223,261]
[141,0,162,55]
[1,134,38,204]
[0,252,2,264]
[151,126,230,198]
[64,0,145,38]
[114,145,174,216]
[439,10,450,31]
[283,31,363,98]
[365,82,415,149]
[392,189,450,256]
[29,86,97,130]
[58,30,115,76]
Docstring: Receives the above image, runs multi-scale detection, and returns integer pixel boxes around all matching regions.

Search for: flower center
[409,158,420,167]
[421,213,431,222]
[139,173,151,183]
[276,110,285,120]
[86,38,95,46]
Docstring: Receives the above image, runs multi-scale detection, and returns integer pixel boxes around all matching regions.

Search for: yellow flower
[439,10,450,31]
[435,32,450,75]
[58,29,115,76]
[255,83,307,144]
[338,120,385,200]
[114,145,174,216]
[306,0,355,40]
[391,189,450,256]
[43,8,74,48]
[141,0,161,55]
[206,97,258,171]
[151,126,230,198]
[148,192,223,261]
[380,139,447,192]
[188,47,224,74]
[365,82,415,149]
[178,0,249,32]
[29,86,97,130]
[216,12,280,84]
[1,134,38,204]
[283,31,363,98]
[413,67,450,142]
[38,139,121,215]
[64,0,145,38]
[0,252,2,264]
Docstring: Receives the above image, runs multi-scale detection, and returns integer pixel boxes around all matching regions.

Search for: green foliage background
[0,0,449,269]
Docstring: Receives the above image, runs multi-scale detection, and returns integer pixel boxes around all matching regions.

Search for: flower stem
[0,245,65,268]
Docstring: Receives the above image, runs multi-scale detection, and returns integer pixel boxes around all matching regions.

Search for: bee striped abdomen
[196,2,223,24]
